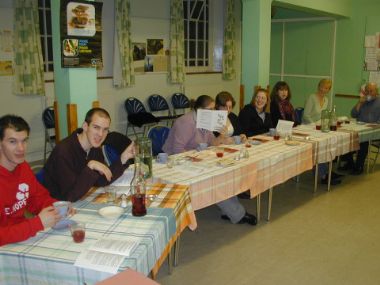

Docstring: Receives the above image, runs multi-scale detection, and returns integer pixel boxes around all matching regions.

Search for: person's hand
[120,141,135,164]
[87,160,112,181]
[38,206,61,229]
[359,94,366,103]
[240,134,248,143]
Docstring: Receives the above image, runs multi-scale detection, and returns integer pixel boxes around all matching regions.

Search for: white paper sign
[276,119,294,136]
[196,109,228,132]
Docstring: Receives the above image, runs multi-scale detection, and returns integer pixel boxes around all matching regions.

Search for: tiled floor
[156,164,380,285]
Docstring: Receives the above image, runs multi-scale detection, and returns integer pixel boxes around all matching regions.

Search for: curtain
[222,0,236,80]
[113,0,135,88]
[13,0,45,96]
[169,0,185,84]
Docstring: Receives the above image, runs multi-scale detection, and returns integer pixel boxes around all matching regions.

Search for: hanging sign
[61,0,103,68]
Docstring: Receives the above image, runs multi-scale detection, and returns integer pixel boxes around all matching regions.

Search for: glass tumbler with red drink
[131,156,147,217]
[70,222,85,243]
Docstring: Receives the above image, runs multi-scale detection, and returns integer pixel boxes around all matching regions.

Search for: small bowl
[98,206,124,219]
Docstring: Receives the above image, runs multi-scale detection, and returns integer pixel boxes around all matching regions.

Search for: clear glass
[321,110,330,132]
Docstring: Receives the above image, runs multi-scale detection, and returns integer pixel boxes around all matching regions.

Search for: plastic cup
[105,186,117,203]
[156,153,168,164]
[233,136,241,145]
[269,128,276,136]
[53,201,69,220]
[70,222,85,243]
[198,143,208,151]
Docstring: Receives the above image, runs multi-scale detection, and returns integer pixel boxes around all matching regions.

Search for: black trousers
[342,141,369,170]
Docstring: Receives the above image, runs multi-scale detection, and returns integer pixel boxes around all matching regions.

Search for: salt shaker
[120,194,128,208]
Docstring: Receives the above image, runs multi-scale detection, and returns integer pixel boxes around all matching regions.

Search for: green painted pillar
[241,0,272,104]
[51,0,97,138]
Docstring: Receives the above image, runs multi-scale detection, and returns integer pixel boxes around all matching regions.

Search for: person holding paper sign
[163,95,257,226]
[214,91,247,142]
[270,81,296,127]
[238,88,273,137]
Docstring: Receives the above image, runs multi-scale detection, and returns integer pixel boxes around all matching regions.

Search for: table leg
[256,194,261,222]
[314,163,319,193]
[173,236,181,267]
[168,247,173,274]
[327,160,332,192]
[267,187,273,221]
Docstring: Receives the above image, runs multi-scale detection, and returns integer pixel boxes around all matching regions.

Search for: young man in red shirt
[0,115,63,246]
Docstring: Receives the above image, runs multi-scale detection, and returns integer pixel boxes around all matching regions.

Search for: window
[183,0,209,70]
[38,0,54,72]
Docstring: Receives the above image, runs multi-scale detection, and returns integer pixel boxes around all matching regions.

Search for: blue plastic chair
[294,107,304,125]
[35,168,45,184]
[148,94,178,124]
[171,93,190,116]
[147,126,170,156]
[124,97,159,136]
[102,145,120,166]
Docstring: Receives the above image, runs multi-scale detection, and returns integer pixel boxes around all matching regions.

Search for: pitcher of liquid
[135,137,153,179]
[321,109,330,132]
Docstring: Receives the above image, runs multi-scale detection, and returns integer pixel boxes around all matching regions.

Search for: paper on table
[74,250,125,274]
[196,109,228,132]
[90,238,139,256]
[276,119,294,136]
[111,168,134,186]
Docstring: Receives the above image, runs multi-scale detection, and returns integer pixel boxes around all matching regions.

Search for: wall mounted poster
[61,0,103,68]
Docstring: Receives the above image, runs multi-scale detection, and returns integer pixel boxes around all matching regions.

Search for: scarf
[279,100,295,121]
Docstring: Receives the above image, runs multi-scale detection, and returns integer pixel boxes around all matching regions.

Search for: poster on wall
[60,0,103,68]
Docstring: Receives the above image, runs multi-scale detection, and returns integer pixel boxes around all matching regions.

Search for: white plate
[250,140,261,145]
[98,206,124,219]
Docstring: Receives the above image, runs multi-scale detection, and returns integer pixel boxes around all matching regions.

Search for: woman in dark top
[238,88,273,137]
[270,81,295,127]
[214,91,246,142]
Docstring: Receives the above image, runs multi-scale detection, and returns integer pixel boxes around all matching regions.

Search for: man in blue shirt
[342,83,380,175]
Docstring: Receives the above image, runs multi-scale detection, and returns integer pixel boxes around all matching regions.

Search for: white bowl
[98,206,124,219]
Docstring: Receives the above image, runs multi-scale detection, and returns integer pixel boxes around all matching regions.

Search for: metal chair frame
[171,93,190,116]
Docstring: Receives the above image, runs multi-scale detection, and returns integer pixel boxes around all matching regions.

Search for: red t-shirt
[0,162,57,246]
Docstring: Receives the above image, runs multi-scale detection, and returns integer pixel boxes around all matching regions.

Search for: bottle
[329,105,337,131]
[130,156,147,217]
[136,137,153,179]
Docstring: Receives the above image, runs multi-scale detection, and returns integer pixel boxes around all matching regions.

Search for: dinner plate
[53,219,76,230]
[98,206,124,219]
[250,140,261,145]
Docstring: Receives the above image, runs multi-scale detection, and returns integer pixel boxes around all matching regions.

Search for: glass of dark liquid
[330,125,337,131]
[132,193,146,216]
[316,124,321,130]
[70,223,85,243]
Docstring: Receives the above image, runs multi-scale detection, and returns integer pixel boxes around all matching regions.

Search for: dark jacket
[43,129,129,202]
[270,100,295,128]
[238,104,273,137]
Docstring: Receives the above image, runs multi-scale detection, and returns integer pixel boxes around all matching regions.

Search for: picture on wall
[132,42,146,61]
[147,39,164,55]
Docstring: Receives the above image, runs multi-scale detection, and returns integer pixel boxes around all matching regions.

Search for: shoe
[237,190,251,199]
[350,167,363,175]
[221,212,257,226]
[238,212,257,225]
[338,163,353,171]
[321,176,341,185]
[331,171,344,179]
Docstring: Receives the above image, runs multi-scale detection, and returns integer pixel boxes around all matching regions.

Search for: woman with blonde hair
[302,79,331,124]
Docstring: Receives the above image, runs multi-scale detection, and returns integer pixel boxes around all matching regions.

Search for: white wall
[0,0,241,162]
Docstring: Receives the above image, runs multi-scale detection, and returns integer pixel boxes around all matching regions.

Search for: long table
[0,184,196,285]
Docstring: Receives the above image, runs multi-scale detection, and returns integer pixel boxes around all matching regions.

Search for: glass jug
[136,137,153,179]
[321,110,330,132]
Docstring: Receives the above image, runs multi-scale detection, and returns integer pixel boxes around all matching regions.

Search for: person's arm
[169,118,195,154]
[351,95,366,118]
[302,95,314,124]
[238,107,255,137]
[270,101,281,128]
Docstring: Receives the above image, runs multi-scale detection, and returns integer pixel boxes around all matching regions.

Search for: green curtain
[114,0,135,88]
[222,0,236,80]
[169,0,185,84]
[13,0,45,96]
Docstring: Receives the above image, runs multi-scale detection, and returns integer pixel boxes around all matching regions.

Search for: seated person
[238,88,273,136]
[214,91,247,142]
[302,79,331,124]
[43,108,135,202]
[270,81,296,127]
[340,82,380,175]
[0,115,70,246]
[163,95,256,225]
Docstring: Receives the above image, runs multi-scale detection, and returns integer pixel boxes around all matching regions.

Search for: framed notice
[60,0,103,68]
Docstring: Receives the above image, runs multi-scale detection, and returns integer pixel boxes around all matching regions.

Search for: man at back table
[341,82,380,175]
[43,108,135,201]
[0,115,62,246]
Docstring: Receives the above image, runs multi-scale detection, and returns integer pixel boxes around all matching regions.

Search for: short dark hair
[215,91,236,110]
[84,108,111,124]
[271,81,292,102]
[0,115,30,140]
[192,95,214,111]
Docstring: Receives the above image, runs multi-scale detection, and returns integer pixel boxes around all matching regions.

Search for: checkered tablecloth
[339,122,380,143]
[0,184,196,285]
[293,125,359,164]
[153,140,313,210]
